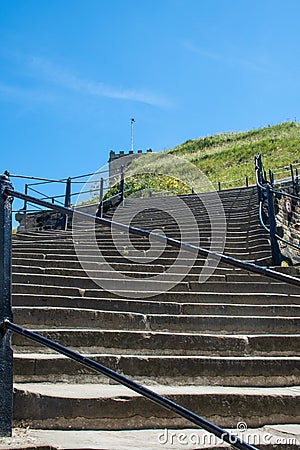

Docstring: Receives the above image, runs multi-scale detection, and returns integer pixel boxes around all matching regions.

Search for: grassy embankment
[104,121,300,198]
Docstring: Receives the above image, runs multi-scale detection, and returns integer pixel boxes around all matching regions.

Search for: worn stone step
[13,307,300,334]
[12,353,300,386]
[12,293,300,316]
[11,265,227,283]
[12,273,298,295]
[12,289,300,305]
[13,384,300,430]
[12,273,192,292]
[12,329,300,356]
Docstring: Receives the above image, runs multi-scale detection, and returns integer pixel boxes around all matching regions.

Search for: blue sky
[1,0,300,197]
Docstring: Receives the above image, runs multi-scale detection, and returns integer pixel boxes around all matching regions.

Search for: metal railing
[255,154,300,265]
[10,165,128,229]
[2,173,300,447]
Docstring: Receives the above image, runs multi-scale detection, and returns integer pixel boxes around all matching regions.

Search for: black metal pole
[4,320,258,450]
[120,165,125,204]
[62,177,71,230]
[266,185,281,266]
[96,177,104,218]
[0,174,14,436]
[23,184,28,231]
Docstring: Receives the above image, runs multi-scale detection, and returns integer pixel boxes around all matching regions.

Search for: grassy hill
[129,121,300,191]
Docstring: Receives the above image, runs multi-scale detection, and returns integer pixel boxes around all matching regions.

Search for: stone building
[108,149,152,182]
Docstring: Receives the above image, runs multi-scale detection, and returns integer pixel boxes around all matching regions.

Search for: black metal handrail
[255,154,300,264]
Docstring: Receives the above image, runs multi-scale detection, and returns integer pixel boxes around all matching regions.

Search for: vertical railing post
[290,164,295,193]
[245,176,249,188]
[62,177,71,230]
[255,154,263,203]
[256,154,263,183]
[23,183,28,231]
[218,181,221,191]
[96,177,104,218]
[0,173,14,436]
[120,165,125,204]
[268,169,274,185]
[295,167,299,194]
[64,177,72,208]
[266,185,281,266]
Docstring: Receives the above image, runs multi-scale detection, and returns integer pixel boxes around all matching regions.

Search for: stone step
[13,353,300,386]
[4,424,299,449]
[13,256,291,281]
[13,307,300,334]
[12,246,270,260]
[12,273,299,295]
[13,384,300,430]
[12,293,300,316]
[12,289,300,305]
[11,265,227,283]
[11,241,271,253]
[12,329,300,356]
[11,256,268,276]
[12,250,272,265]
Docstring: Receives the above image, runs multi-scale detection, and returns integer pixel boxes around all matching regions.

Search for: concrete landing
[1,425,300,449]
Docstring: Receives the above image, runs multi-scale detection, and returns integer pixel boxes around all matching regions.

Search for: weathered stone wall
[15,202,100,233]
[274,181,300,264]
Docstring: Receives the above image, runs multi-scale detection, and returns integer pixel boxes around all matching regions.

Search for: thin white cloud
[28,56,169,108]
[182,40,270,73]
[0,81,57,103]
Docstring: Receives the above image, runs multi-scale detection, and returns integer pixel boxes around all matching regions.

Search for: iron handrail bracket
[6,187,300,287]
[3,320,258,450]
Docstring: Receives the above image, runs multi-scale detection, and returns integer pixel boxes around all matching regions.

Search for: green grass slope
[130,121,300,191]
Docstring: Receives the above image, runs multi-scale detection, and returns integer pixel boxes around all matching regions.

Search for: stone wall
[274,181,300,264]
[15,202,100,233]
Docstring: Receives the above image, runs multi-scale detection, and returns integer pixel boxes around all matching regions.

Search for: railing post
[255,154,263,203]
[295,167,299,194]
[62,177,71,230]
[290,164,295,193]
[64,177,72,208]
[268,169,274,185]
[266,185,281,266]
[245,176,249,187]
[120,165,125,204]
[23,183,28,230]
[0,173,14,436]
[218,181,221,191]
[96,177,104,218]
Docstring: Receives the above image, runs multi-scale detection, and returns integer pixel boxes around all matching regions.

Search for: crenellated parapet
[108,149,152,181]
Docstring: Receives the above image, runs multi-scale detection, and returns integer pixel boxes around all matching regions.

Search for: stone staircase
[8,186,300,449]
